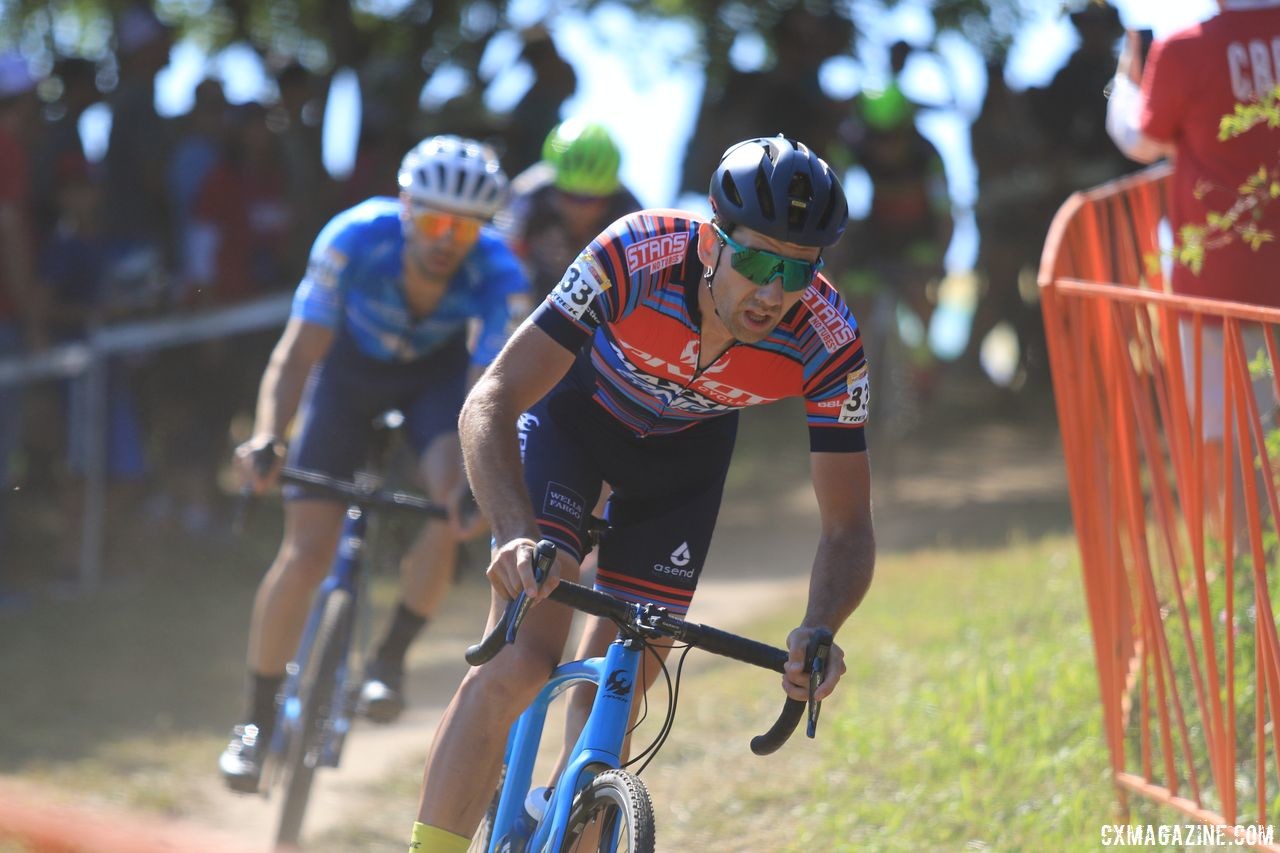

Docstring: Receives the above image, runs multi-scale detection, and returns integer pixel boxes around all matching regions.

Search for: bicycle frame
[488,635,645,853]
[270,505,368,770]
[466,541,827,853]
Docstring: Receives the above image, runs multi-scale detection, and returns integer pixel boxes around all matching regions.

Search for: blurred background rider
[495,119,642,307]
[217,135,527,793]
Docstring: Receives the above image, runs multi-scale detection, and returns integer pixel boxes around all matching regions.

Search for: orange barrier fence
[1040,162,1280,848]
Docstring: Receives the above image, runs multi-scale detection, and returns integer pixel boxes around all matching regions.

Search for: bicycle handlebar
[464,541,558,666]
[464,540,830,755]
[277,467,447,517]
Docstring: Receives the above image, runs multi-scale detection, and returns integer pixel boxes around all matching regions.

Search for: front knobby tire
[276,589,353,847]
[561,769,655,853]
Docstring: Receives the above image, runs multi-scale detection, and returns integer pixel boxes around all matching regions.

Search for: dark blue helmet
[709,135,848,248]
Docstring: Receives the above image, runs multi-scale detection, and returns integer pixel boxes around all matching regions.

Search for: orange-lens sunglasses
[413,210,483,243]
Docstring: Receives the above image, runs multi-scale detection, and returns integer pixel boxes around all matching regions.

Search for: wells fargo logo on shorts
[801,288,856,353]
[543,481,586,527]
[625,232,690,275]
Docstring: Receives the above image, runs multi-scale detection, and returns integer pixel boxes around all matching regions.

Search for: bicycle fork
[492,639,643,853]
[274,506,367,769]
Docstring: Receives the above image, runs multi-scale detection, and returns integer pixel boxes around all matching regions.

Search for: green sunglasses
[711,223,824,293]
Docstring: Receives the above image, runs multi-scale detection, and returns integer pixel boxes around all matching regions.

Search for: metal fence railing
[0,293,291,590]
[1040,163,1280,849]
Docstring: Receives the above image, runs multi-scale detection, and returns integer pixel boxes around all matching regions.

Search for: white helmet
[398,135,508,219]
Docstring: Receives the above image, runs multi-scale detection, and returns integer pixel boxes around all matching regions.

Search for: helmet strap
[704,240,728,325]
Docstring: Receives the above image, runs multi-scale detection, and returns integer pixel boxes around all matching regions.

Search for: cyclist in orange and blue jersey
[408,135,875,852]
[495,119,644,578]
[218,136,528,793]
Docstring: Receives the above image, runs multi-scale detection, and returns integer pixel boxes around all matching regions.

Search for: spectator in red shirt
[1106,0,1280,534]
[161,101,293,537]
[187,102,293,305]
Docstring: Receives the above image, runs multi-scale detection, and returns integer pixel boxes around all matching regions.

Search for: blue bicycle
[263,465,445,847]
[464,539,831,852]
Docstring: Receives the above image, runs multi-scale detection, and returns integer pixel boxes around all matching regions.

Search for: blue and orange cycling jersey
[291,197,527,365]
[531,209,869,452]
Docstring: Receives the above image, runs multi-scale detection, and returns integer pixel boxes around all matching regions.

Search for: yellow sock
[409,821,469,853]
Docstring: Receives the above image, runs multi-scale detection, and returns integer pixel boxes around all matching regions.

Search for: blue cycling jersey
[291,197,528,364]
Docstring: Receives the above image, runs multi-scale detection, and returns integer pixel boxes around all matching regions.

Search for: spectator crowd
[0,1,1146,582]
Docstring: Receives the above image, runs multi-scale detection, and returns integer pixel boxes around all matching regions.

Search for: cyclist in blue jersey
[408,135,875,852]
[218,136,528,793]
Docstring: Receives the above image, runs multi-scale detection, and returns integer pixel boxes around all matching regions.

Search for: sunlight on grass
[645,534,1124,852]
[3,530,1154,852]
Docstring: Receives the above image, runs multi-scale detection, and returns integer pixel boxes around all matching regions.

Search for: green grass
[303,533,1134,853]
[0,520,271,813]
[1,395,1153,850]
[1,525,1159,852]
[639,534,1135,852]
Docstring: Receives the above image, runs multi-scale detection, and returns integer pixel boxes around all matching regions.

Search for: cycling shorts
[286,331,468,500]
[519,385,738,615]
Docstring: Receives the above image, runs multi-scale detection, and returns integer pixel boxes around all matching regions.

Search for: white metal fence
[0,293,292,590]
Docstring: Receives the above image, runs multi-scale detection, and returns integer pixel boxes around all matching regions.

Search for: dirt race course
[0,385,1070,852]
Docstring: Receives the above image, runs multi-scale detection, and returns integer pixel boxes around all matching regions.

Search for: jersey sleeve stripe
[806,345,865,393]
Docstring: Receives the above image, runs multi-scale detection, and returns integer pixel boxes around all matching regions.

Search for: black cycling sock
[373,602,428,670]
[245,671,284,736]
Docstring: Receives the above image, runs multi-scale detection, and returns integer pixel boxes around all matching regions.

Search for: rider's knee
[275,537,337,586]
[460,644,557,711]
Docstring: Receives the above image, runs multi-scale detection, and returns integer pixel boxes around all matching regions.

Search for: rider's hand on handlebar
[783,626,846,702]
[234,435,286,494]
[488,537,560,602]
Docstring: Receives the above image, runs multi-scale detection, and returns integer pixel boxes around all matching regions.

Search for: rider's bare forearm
[458,322,578,545]
[253,345,311,440]
[458,375,540,544]
[803,521,875,632]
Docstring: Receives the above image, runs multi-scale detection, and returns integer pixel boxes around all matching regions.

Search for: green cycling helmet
[543,119,622,197]
[860,82,913,132]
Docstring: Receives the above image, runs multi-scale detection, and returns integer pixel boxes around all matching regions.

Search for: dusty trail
[0,388,1070,852]
[191,397,1068,851]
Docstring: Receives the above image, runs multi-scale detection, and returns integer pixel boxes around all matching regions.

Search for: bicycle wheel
[276,589,353,847]
[560,769,655,853]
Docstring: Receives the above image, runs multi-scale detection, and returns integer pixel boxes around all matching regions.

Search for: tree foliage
[2,0,1029,102]
[1167,85,1280,275]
